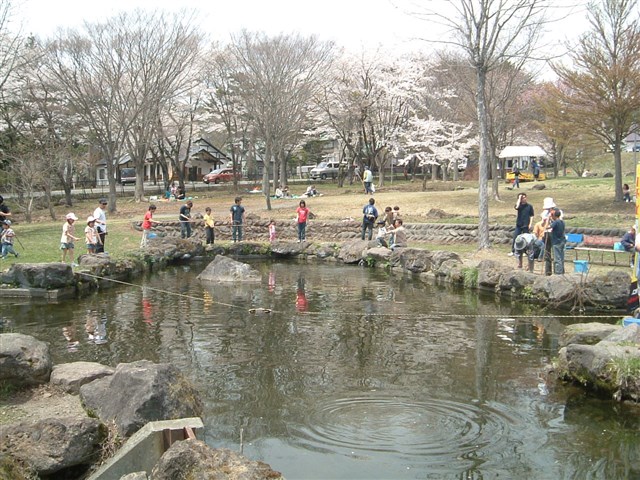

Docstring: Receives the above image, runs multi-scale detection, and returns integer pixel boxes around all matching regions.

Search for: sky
[14,0,592,77]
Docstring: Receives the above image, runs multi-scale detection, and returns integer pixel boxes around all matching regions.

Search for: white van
[309,161,341,180]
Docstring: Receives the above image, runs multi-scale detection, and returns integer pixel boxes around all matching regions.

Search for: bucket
[573,260,589,273]
[623,317,640,327]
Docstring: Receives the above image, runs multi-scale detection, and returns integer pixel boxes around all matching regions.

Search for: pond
[2,260,639,479]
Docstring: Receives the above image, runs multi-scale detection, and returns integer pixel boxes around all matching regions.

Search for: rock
[121,473,148,480]
[197,256,261,283]
[364,246,392,264]
[50,361,115,394]
[477,260,511,290]
[583,270,630,309]
[0,263,74,289]
[603,172,613,178]
[601,323,640,344]
[560,322,622,347]
[151,439,283,480]
[79,360,203,437]
[270,241,308,256]
[337,240,370,264]
[557,342,640,401]
[530,183,546,190]
[430,251,461,271]
[426,208,452,219]
[390,248,433,273]
[0,333,52,386]
[497,269,537,293]
[531,275,577,305]
[0,416,103,476]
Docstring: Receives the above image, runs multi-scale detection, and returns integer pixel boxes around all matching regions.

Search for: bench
[570,234,633,266]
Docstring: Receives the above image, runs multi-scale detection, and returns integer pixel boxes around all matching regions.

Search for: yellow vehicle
[506,171,546,183]
[499,146,547,183]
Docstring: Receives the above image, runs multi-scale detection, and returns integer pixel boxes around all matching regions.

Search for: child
[203,207,215,245]
[1,220,18,259]
[141,204,160,248]
[61,213,80,265]
[296,200,310,242]
[268,219,276,242]
[85,216,99,254]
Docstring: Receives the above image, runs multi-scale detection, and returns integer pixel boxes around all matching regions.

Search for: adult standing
[510,193,534,256]
[532,159,540,181]
[179,200,193,239]
[362,166,373,195]
[296,200,310,242]
[230,197,245,242]
[512,166,520,188]
[93,198,108,253]
[549,208,566,274]
[361,197,378,241]
[0,195,11,225]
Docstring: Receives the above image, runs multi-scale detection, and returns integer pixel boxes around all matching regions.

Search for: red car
[203,168,241,184]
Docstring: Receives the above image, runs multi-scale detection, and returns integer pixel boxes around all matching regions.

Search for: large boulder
[531,275,577,305]
[270,241,308,256]
[0,333,52,386]
[79,360,203,437]
[477,260,511,290]
[560,322,621,347]
[50,361,115,394]
[390,248,433,273]
[337,240,370,264]
[151,439,283,480]
[0,263,74,289]
[0,416,103,476]
[557,341,640,401]
[364,246,392,264]
[582,270,630,309]
[497,269,537,293]
[197,256,261,283]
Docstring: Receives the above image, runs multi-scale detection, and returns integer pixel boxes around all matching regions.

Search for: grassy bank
[0,174,636,266]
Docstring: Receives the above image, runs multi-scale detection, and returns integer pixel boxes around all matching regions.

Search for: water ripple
[288,392,517,467]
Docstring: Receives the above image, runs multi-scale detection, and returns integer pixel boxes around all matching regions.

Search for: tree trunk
[263,141,272,211]
[476,68,491,249]
[613,143,623,202]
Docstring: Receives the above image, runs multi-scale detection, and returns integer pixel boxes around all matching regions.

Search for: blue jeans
[362,221,374,240]
[553,241,565,274]
[297,222,306,241]
[364,182,372,194]
[1,242,17,257]
[180,222,191,239]
[232,223,243,242]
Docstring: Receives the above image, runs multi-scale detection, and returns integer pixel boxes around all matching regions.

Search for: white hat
[87,216,95,223]
[542,197,556,210]
[66,213,78,221]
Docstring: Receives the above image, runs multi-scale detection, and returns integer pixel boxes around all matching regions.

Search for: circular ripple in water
[288,392,517,468]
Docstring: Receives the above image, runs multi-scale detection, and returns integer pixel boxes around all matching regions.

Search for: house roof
[498,146,546,158]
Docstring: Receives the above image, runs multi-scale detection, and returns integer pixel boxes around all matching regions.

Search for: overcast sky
[15,0,592,77]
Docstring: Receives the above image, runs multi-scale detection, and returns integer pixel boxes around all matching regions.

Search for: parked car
[119,167,136,185]
[297,164,317,178]
[203,168,241,184]
[309,161,341,180]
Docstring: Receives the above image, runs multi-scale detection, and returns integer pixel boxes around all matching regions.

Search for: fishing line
[76,271,625,320]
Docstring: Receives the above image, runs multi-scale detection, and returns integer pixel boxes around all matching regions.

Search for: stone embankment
[0,333,283,479]
[132,218,628,245]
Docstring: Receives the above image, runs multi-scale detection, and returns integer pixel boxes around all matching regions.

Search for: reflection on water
[1,260,639,479]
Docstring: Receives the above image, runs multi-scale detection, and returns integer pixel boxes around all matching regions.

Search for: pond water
[2,260,639,479]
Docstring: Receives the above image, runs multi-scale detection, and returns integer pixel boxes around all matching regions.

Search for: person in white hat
[84,216,100,254]
[61,213,80,265]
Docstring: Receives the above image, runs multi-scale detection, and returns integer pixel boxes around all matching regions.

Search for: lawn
[1,172,637,266]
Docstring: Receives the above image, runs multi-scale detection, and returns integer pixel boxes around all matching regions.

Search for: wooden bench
[568,234,632,267]
[573,247,633,267]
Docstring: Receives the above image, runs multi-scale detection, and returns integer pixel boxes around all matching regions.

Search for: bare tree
[412,0,550,249]
[553,0,640,201]
[228,31,334,210]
